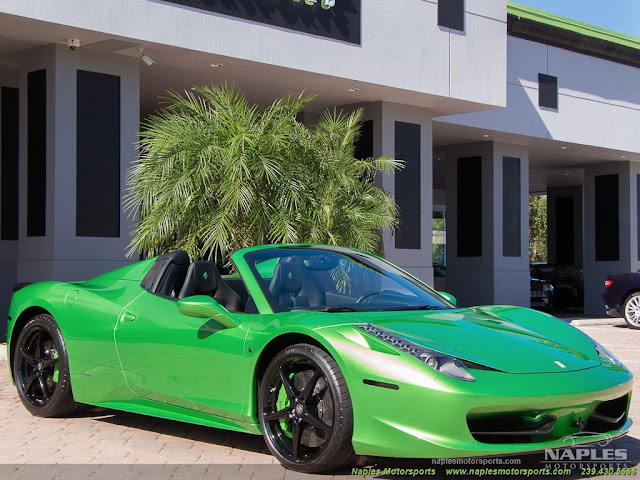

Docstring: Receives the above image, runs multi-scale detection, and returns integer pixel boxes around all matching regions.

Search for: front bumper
[350,365,632,459]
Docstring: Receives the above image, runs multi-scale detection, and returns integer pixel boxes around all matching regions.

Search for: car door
[114,291,255,421]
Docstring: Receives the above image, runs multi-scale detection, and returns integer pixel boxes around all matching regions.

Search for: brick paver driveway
[1,323,639,479]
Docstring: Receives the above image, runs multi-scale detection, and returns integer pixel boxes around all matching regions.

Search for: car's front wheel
[13,314,82,417]
[258,343,355,473]
[623,293,640,329]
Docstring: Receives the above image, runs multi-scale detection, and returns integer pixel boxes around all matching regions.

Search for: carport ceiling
[433,120,638,192]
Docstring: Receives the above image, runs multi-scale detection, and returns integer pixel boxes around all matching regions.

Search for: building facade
[0,0,639,336]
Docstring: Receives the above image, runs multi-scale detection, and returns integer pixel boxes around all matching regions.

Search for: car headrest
[141,250,190,293]
[180,261,221,298]
[270,262,303,294]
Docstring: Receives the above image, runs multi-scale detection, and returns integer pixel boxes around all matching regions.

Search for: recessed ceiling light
[210,63,224,68]
[564,173,571,176]
[348,87,360,92]
[561,146,570,150]
[483,134,493,138]
[622,155,628,159]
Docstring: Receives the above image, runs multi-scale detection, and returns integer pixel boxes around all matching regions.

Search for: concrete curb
[570,318,627,327]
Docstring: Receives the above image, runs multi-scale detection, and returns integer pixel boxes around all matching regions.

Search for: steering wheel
[356,291,383,304]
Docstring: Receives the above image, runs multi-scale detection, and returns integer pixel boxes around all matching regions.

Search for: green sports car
[6,244,633,472]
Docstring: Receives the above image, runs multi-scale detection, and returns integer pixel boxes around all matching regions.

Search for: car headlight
[591,337,621,366]
[357,325,476,382]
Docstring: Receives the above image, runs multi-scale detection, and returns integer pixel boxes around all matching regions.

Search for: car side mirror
[438,291,457,306]
[177,295,239,329]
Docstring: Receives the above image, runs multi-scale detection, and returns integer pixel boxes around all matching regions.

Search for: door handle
[120,312,136,323]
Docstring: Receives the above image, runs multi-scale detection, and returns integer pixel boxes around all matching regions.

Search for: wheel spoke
[263,408,290,423]
[301,370,321,403]
[279,367,297,401]
[303,412,332,433]
[19,347,36,365]
[291,421,302,461]
[23,372,37,394]
[40,358,57,369]
[34,332,43,360]
[37,376,49,401]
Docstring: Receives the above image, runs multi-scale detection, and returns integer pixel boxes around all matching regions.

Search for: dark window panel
[76,70,121,238]
[595,174,619,262]
[502,157,521,257]
[457,156,482,257]
[438,0,465,31]
[27,69,47,237]
[394,122,421,250]
[539,73,558,109]
[555,197,575,265]
[1,87,19,240]
[354,120,373,160]
[163,0,361,44]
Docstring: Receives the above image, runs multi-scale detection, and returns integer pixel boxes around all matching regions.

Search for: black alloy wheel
[259,344,354,473]
[13,314,82,417]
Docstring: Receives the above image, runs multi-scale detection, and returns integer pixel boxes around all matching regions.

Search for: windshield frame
[232,244,454,314]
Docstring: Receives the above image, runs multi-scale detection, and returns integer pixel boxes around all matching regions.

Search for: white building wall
[0,0,507,109]
[438,36,640,154]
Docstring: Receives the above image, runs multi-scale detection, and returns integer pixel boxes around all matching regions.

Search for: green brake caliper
[51,350,59,383]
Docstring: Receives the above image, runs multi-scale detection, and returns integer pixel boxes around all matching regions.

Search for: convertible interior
[140,251,251,312]
[139,249,426,314]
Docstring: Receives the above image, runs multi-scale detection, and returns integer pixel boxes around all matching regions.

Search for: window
[438,0,465,31]
[539,74,558,109]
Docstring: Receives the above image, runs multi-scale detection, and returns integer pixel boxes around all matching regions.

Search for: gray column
[583,161,640,315]
[444,141,530,307]
[356,102,434,285]
[547,186,583,268]
[16,44,140,285]
[0,66,19,338]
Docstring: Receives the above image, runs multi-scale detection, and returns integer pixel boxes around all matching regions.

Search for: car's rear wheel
[13,314,82,417]
[624,293,640,329]
[258,344,355,473]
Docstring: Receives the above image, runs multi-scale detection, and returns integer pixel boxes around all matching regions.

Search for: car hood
[348,305,599,374]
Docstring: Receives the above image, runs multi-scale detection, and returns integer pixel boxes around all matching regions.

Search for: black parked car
[603,272,640,329]
[530,263,584,311]
[530,277,553,310]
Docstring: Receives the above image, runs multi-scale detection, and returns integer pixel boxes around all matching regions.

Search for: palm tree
[125,84,402,263]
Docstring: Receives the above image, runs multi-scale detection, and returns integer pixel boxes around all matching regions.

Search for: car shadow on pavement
[87,407,270,455]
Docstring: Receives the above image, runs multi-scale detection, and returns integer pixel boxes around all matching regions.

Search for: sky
[516,0,640,38]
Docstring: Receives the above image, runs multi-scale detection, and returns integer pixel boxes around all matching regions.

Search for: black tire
[258,343,355,473]
[12,314,83,417]
[623,293,640,329]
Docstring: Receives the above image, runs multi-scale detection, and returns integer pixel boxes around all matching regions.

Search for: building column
[583,162,640,315]
[547,186,583,268]
[350,102,434,285]
[16,44,139,285]
[444,142,530,307]
[0,66,19,338]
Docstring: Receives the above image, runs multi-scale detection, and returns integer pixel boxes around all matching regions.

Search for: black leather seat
[179,261,243,312]
[141,250,190,298]
[268,261,324,308]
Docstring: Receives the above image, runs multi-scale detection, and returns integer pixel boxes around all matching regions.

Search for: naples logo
[544,432,627,462]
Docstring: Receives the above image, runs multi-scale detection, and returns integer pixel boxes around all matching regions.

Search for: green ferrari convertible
[7,245,633,472]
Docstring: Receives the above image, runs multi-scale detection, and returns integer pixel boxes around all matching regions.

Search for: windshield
[244,246,452,313]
